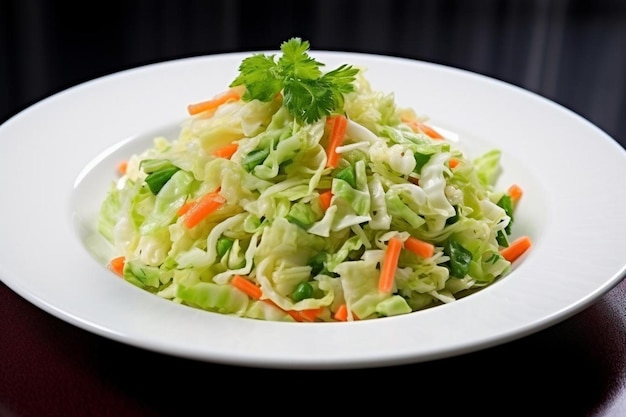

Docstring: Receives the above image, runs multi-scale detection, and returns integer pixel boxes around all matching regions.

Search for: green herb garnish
[230,37,359,124]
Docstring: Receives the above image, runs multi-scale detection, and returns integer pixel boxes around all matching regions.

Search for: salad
[98,38,532,322]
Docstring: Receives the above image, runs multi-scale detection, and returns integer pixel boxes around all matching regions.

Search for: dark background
[1,0,625,149]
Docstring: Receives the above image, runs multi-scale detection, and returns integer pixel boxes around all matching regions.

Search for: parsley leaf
[229,37,359,124]
[278,38,322,81]
[231,54,282,102]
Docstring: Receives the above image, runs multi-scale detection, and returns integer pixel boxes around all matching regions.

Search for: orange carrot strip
[500,236,532,262]
[508,184,523,204]
[318,190,333,212]
[177,201,194,217]
[116,160,128,176]
[449,157,460,169]
[402,117,444,140]
[417,121,444,140]
[404,236,435,258]
[379,237,403,293]
[212,143,239,159]
[281,307,305,322]
[187,89,241,115]
[263,299,310,322]
[296,307,324,322]
[334,304,349,321]
[325,114,348,168]
[183,191,226,228]
[231,275,263,300]
[108,256,125,277]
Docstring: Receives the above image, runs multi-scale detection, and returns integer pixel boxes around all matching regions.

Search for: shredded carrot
[318,190,333,212]
[116,160,128,176]
[500,236,532,262]
[334,304,349,321]
[212,143,239,159]
[108,256,125,277]
[256,299,301,322]
[379,237,403,293]
[404,236,435,258]
[402,117,444,140]
[177,201,194,217]
[183,191,226,228]
[449,157,460,169]
[231,275,263,299]
[508,184,523,204]
[296,307,324,322]
[187,88,242,116]
[325,114,348,168]
[333,305,359,321]
[280,306,306,322]
[275,302,306,322]
[418,122,444,140]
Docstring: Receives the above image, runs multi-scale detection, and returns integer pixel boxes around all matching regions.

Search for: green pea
[216,237,234,257]
[292,282,314,302]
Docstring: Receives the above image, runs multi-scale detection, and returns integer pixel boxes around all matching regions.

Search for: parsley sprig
[230,38,359,124]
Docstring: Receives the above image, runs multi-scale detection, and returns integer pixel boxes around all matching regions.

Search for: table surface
[1,277,625,417]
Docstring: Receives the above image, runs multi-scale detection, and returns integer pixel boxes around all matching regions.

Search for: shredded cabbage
[98,65,524,322]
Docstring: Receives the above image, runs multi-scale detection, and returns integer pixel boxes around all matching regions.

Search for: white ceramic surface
[1,51,625,369]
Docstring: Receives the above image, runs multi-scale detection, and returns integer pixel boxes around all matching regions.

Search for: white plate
[1,51,626,370]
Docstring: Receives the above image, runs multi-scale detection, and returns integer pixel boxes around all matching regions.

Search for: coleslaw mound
[98,52,526,322]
